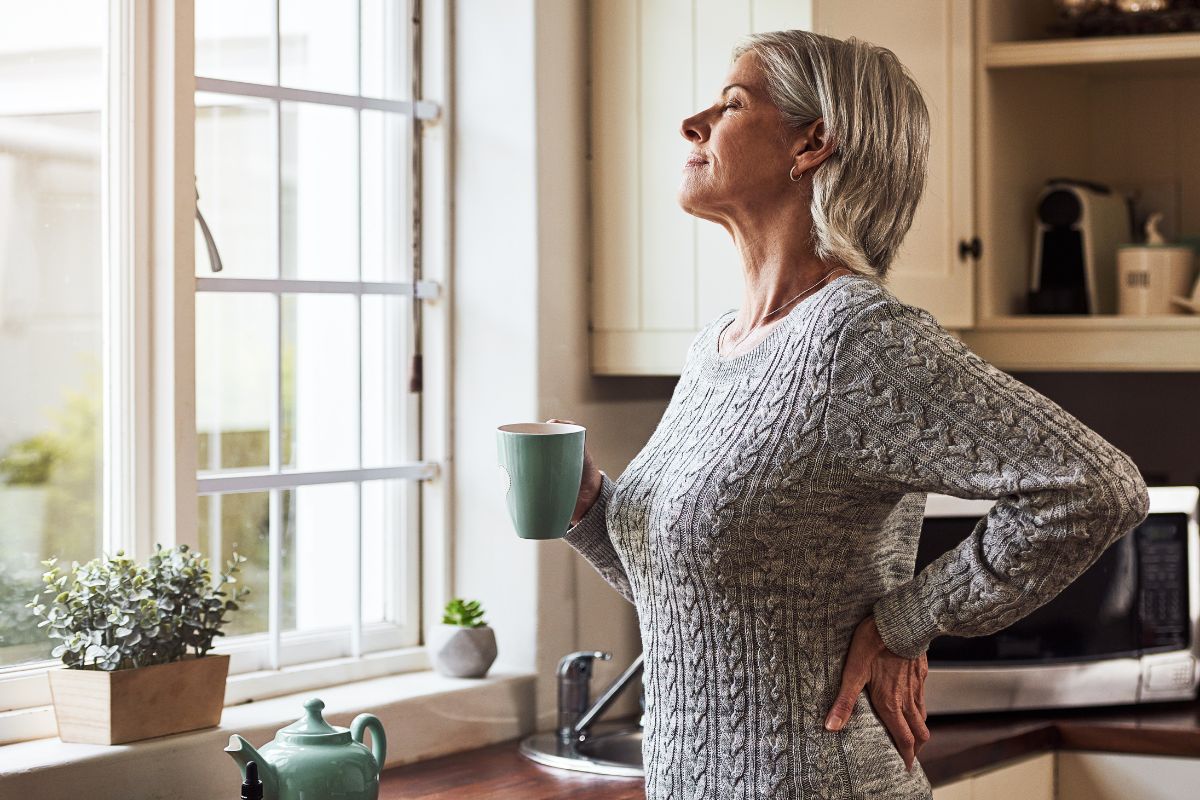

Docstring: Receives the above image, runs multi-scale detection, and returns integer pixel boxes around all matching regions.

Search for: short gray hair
[730,30,930,281]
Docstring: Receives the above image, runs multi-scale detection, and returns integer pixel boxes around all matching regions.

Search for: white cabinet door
[1058,751,1200,800]
[932,753,1054,799]
[931,777,972,800]
[812,0,976,328]
[590,0,816,375]
[971,753,1055,800]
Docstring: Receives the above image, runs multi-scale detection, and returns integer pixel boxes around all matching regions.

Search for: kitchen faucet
[556,650,644,744]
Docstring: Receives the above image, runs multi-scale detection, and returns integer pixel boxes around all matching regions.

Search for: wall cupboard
[588,0,1200,374]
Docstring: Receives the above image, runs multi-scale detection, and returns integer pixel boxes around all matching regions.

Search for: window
[193,0,430,674]
[0,4,107,670]
[0,0,445,744]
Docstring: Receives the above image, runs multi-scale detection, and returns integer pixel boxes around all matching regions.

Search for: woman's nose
[680,113,707,143]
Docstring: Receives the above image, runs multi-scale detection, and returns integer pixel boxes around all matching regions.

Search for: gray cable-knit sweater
[562,273,1151,799]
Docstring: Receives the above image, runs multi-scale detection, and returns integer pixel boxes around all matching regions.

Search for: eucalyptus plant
[26,543,250,671]
[441,597,487,628]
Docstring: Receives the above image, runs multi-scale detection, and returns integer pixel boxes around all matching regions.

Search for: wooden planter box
[47,653,230,745]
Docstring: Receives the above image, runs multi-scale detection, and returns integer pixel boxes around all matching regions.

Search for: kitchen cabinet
[931,750,1200,799]
[812,1,975,328]
[588,0,1200,374]
[1057,751,1200,800]
[589,0,814,375]
[931,752,1054,800]
[957,1,1200,370]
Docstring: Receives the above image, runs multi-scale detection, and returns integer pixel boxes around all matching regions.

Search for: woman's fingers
[910,656,930,761]
[825,659,868,731]
[905,702,930,761]
[827,618,880,731]
[898,658,930,765]
[916,658,928,722]
[873,694,917,771]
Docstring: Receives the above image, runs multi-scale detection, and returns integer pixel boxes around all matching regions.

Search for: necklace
[718,266,852,357]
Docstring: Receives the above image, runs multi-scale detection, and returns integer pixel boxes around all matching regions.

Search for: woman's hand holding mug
[546,418,602,525]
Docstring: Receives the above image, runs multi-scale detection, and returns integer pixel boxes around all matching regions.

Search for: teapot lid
[277,698,350,744]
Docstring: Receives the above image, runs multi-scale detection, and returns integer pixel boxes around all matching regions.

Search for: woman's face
[678,50,822,225]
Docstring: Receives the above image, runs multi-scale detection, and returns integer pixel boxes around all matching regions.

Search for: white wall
[453,0,672,728]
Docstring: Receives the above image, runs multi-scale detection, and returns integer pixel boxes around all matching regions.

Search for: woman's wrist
[571,471,605,526]
[862,615,889,657]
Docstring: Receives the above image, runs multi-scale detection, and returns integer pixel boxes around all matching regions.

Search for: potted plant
[427,597,497,678]
[27,543,250,744]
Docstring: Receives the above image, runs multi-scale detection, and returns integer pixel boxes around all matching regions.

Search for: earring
[789,165,804,182]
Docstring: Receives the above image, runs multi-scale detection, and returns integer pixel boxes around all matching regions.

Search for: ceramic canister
[1116,244,1196,316]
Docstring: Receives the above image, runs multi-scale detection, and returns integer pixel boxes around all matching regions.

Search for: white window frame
[0,0,453,746]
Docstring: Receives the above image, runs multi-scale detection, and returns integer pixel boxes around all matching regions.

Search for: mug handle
[351,713,388,770]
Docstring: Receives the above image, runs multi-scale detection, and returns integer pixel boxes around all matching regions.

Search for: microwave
[919,485,1199,715]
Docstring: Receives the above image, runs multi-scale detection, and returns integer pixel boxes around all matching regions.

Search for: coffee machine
[1029,178,1132,314]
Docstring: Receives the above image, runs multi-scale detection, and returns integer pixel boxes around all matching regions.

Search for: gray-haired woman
[553,30,1149,800]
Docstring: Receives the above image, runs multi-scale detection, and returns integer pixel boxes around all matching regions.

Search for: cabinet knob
[958,236,982,262]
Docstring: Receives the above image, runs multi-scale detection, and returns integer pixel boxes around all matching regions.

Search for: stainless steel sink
[519,720,643,777]
[577,724,643,765]
[518,650,646,777]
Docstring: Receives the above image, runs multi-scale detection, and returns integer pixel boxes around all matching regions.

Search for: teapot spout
[225,734,279,799]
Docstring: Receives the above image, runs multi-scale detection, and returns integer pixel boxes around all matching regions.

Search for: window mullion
[149,0,198,553]
[267,0,283,670]
[103,0,136,557]
[352,3,365,652]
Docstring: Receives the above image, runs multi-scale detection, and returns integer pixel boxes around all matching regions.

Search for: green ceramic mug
[496,422,585,540]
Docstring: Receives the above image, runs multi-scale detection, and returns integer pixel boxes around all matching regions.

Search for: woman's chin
[676,186,714,217]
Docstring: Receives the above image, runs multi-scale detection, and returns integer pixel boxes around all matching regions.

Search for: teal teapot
[225,697,387,800]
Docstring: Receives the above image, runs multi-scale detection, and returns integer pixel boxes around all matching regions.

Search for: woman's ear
[794,118,834,173]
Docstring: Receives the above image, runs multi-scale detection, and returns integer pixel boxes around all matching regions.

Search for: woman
[553,30,1150,799]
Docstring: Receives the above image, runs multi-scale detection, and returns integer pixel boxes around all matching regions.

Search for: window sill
[0,666,538,798]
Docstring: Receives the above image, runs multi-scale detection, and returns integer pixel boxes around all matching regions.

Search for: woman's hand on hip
[823,614,930,771]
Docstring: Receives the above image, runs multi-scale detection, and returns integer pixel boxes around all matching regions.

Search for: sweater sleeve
[821,299,1151,659]
[562,470,635,605]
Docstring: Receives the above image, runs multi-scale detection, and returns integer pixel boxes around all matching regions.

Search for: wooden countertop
[379,697,1200,798]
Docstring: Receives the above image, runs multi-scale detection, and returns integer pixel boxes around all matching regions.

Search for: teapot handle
[351,713,387,770]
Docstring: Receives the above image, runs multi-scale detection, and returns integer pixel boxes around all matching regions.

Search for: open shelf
[960,324,1200,371]
[974,314,1200,332]
[973,2,1200,370]
[986,32,1200,75]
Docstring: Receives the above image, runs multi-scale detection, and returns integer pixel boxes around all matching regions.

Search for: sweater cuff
[562,471,614,550]
[872,580,941,660]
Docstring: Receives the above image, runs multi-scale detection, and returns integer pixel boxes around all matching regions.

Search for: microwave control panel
[1137,514,1190,652]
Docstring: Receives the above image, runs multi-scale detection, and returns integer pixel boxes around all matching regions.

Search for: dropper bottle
[241,760,264,800]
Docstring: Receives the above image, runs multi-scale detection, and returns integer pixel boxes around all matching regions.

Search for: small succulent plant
[441,597,487,628]
[26,543,250,671]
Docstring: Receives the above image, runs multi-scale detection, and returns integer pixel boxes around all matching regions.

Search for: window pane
[199,491,270,637]
[197,293,276,472]
[361,109,410,282]
[360,0,409,101]
[280,0,358,95]
[362,295,411,468]
[195,0,276,85]
[281,102,358,280]
[284,482,356,633]
[361,479,407,625]
[0,3,105,667]
[282,294,358,471]
[196,93,277,278]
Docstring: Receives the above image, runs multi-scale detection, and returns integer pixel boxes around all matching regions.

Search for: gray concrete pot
[427,623,497,678]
